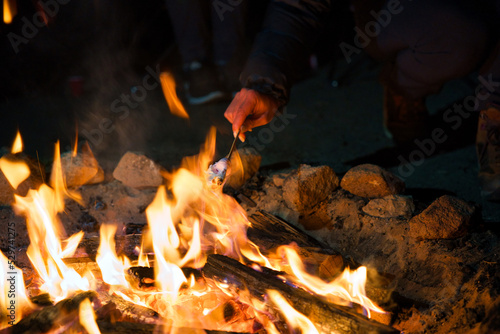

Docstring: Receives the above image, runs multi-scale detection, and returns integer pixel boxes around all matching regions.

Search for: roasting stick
[226,129,241,160]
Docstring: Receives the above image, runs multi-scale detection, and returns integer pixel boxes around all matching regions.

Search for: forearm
[241,0,331,105]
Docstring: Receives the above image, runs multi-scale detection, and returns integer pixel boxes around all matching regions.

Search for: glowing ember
[160,72,189,119]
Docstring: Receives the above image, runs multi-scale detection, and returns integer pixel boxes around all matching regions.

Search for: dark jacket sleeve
[240,0,332,105]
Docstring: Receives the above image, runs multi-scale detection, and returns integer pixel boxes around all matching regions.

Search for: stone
[226,147,262,189]
[61,143,104,188]
[112,152,163,188]
[340,164,405,198]
[282,164,339,212]
[0,153,44,205]
[409,195,475,240]
[362,195,415,218]
[272,173,286,187]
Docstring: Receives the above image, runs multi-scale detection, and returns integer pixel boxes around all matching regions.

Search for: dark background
[1,0,498,223]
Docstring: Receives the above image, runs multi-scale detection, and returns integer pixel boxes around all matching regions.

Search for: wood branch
[2,291,97,334]
[247,211,337,253]
[78,234,143,259]
[99,292,159,324]
[202,254,399,334]
[96,321,158,334]
[96,321,245,334]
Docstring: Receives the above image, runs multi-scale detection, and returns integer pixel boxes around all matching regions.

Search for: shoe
[476,107,500,201]
[184,61,227,105]
[383,86,430,145]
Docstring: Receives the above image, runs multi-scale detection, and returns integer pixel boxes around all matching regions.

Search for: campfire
[0,129,398,334]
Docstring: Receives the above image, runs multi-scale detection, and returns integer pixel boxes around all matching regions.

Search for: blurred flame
[160,72,189,119]
[72,126,78,158]
[96,224,130,287]
[3,0,16,24]
[0,251,34,328]
[79,298,101,334]
[267,290,320,334]
[11,131,23,154]
[0,158,30,190]
[276,245,385,318]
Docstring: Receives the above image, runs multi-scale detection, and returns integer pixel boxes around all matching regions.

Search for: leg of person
[211,0,248,96]
[165,0,225,105]
[359,0,490,144]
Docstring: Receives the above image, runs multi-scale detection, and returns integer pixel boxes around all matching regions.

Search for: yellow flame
[160,72,189,119]
[11,131,23,154]
[3,0,16,24]
[50,141,82,208]
[79,298,101,334]
[267,290,320,334]
[145,186,186,300]
[96,224,130,287]
[0,157,30,190]
[15,184,89,301]
[0,251,35,328]
[12,142,88,301]
[276,245,385,318]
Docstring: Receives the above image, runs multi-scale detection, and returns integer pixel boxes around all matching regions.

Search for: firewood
[247,211,336,251]
[2,290,97,334]
[78,234,143,260]
[100,292,160,324]
[96,321,158,334]
[202,254,399,334]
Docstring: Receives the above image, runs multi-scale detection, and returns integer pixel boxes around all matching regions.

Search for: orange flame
[96,224,131,287]
[0,251,35,328]
[0,158,30,190]
[3,0,16,24]
[11,131,23,154]
[12,142,88,301]
[160,72,189,119]
[79,298,101,334]
[275,245,385,318]
[267,290,321,334]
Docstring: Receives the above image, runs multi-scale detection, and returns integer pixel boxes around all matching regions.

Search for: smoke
[74,1,168,164]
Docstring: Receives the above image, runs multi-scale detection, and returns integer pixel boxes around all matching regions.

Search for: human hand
[224,88,282,141]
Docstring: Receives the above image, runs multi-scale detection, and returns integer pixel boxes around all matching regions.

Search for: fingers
[224,89,256,136]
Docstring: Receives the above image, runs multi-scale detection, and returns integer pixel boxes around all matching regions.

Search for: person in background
[165,0,248,105]
[224,0,500,201]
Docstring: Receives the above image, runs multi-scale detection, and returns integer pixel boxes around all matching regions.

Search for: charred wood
[2,291,97,334]
[203,254,399,334]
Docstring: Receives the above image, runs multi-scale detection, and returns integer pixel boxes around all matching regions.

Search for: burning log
[78,234,143,259]
[248,211,333,251]
[99,293,160,324]
[202,254,399,334]
[96,321,158,334]
[2,291,97,334]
